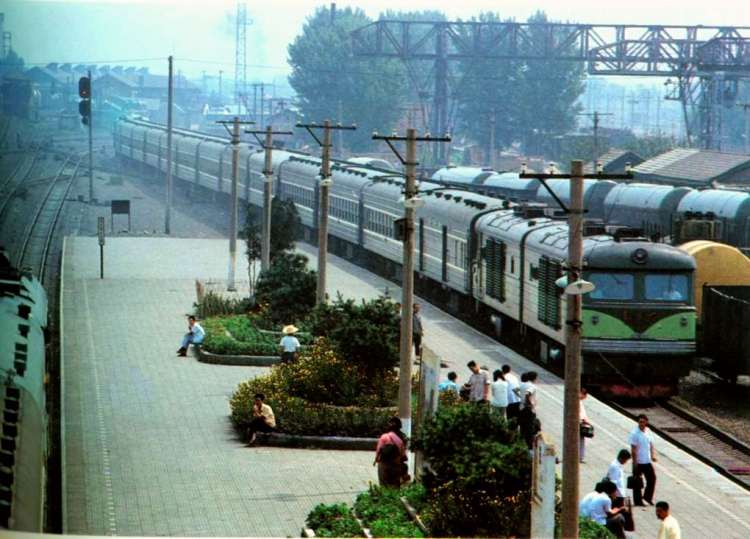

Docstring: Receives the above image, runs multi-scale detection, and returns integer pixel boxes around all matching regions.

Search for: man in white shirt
[177,315,205,357]
[502,364,521,421]
[607,449,632,506]
[490,369,509,418]
[656,501,681,539]
[279,325,301,363]
[581,481,628,539]
[628,414,657,506]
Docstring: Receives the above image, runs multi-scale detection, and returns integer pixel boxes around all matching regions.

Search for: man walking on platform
[466,360,490,403]
[656,501,681,539]
[629,414,658,505]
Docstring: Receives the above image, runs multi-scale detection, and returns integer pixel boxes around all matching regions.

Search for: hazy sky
[4,0,750,84]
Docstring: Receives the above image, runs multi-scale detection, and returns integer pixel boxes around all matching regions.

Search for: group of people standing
[439,363,541,450]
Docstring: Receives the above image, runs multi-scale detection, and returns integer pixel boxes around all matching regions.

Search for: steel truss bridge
[351,21,750,158]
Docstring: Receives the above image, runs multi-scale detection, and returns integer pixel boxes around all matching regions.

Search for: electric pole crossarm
[246,129,293,152]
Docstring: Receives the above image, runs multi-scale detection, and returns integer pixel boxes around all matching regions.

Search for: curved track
[17,154,83,282]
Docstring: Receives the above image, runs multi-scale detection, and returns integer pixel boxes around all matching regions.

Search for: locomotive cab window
[587,273,635,301]
[644,273,689,302]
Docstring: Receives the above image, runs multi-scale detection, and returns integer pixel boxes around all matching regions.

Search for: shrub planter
[400,496,430,536]
[255,432,377,450]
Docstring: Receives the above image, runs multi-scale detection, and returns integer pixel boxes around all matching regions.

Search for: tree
[287,5,407,152]
[254,253,316,325]
[306,295,400,380]
[0,49,25,78]
[243,196,301,294]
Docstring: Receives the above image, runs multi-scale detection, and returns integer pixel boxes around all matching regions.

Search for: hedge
[201,315,311,356]
[354,484,427,538]
[230,376,396,437]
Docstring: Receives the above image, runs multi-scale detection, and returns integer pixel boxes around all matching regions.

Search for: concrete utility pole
[217,117,255,291]
[87,69,94,203]
[374,128,451,435]
[246,125,293,271]
[489,107,496,170]
[578,111,613,166]
[520,160,632,539]
[562,160,585,539]
[165,56,174,235]
[297,120,357,304]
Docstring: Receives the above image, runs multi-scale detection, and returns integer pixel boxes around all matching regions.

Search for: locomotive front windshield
[584,272,691,303]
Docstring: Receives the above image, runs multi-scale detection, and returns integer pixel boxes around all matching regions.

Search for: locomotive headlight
[680,316,688,327]
[631,248,648,264]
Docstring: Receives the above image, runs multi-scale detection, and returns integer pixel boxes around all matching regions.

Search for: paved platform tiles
[61,236,750,537]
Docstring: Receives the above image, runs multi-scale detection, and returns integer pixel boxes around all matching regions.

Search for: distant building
[25,63,75,107]
[584,149,644,174]
[632,148,750,187]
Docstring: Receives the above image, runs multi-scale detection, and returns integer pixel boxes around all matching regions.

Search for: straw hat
[282,325,299,335]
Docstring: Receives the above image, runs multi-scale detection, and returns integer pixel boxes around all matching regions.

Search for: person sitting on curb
[279,325,301,363]
[177,315,204,357]
[248,393,276,445]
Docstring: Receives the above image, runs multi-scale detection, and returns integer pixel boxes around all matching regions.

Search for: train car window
[587,273,634,300]
[484,239,506,301]
[644,274,689,301]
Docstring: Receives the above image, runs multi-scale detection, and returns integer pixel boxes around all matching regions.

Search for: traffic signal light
[78,76,91,125]
[78,76,91,98]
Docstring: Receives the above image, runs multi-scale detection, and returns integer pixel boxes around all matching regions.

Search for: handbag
[580,422,595,438]
[626,475,643,490]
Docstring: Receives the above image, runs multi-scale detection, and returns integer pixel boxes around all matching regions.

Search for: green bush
[229,340,397,436]
[306,503,363,538]
[255,252,316,325]
[307,296,400,380]
[578,516,616,539]
[201,317,277,356]
[354,484,426,538]
[412,403,532,537]
[194,291,253,319]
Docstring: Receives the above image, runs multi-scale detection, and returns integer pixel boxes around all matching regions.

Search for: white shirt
[490,379,509,407]
[580,399,589,423]
[628,426,655,464]
[505,372,520,405]
[607,458,627,498]
[519,381,537,410]
[587,493,612,525]
[279,335,301,353]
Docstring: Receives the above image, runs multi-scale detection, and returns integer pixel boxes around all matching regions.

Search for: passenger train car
[114,118,697,397]
[432,165,750,248]
[0,249,48,531]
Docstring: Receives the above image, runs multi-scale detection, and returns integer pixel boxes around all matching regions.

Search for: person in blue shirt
[438,371,460,395]
[177,315,205,357]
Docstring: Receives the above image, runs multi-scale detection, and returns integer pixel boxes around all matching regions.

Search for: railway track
[17,153,83,282]
[0,149,41,221]
[609,400,750,491]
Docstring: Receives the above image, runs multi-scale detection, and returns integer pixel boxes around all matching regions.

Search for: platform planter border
[196,346,281,367]
[256,431,377,450]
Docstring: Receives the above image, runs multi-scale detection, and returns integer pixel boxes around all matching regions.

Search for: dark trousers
[413,333,422,358]
[247,417,273,438]
[606,513,626,539]
[633,463,656,504]
[519,407,540,449]
[507,402,520,422]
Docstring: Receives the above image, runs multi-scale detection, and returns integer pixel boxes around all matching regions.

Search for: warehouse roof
[584,149,644,174]
[632,148,750,186]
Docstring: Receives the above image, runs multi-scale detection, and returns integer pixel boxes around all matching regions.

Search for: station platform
[61,236,750,537]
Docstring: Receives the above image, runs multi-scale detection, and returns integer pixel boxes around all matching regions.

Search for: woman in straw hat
[279,324,301,363]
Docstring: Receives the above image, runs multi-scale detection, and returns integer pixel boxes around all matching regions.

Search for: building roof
[632,148,750,186]
[584,149,644,174]
[25,66,74,86]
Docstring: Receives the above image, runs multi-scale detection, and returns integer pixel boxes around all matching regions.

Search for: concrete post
[531,433,557,539]
[165,56,173,235]
[561,160,585,539]
[317,120,332,304]
[227,116,240,291]
[262,125,273,271]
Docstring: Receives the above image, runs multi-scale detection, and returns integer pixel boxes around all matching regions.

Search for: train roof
[676,189,750,219]
[431,166,494,184]
[482,172,540,191]
[603,183,692,213]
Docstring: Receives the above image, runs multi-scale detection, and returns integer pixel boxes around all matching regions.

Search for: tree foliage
[254,252,316,325]
[413,404,532,537]
[307,295,400,379]
[455,11,587,156]
[288,5,407,152]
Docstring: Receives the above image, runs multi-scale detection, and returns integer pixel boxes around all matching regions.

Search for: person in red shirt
[374,417,408,487]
